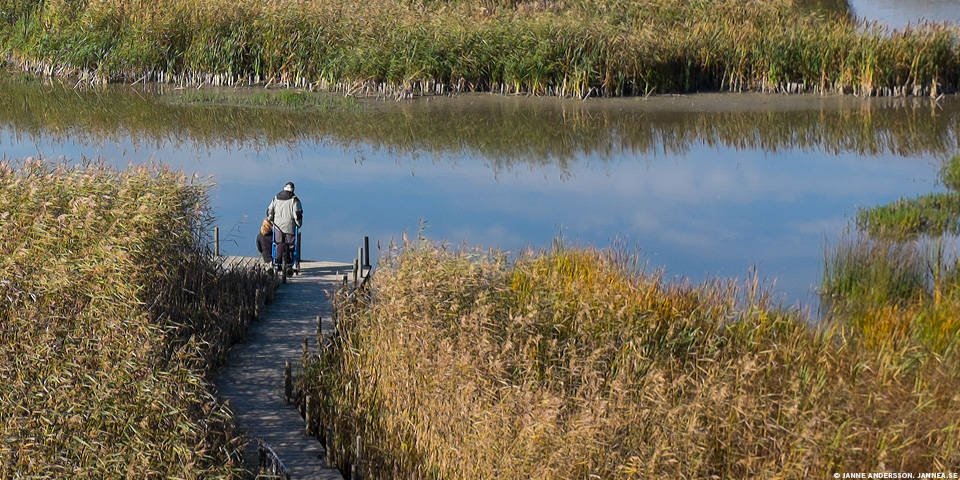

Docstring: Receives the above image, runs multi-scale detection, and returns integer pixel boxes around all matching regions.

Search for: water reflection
[848,0,960,30]
[2,75,958,312]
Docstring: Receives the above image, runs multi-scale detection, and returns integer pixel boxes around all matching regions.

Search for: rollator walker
[270,225,301,284]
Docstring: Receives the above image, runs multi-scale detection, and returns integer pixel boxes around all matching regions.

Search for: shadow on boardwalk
[215,259,351,479]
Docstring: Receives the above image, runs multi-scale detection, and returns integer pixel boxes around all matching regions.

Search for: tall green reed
[1,0,957,97]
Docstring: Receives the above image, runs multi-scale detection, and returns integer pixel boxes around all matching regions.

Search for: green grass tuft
[857,155,960,238]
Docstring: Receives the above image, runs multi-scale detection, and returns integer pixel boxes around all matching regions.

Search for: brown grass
[0,158,273,478]
[305,240,960,478]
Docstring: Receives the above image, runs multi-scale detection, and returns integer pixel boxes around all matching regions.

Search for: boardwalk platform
[215,258,351,480]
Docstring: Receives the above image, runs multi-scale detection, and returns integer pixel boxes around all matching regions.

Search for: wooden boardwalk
[215,258,351,480]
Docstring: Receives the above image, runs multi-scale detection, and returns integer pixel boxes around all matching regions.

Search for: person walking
[266,182,303,270]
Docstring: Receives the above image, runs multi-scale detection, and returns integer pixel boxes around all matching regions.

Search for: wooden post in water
[284,361,292,405]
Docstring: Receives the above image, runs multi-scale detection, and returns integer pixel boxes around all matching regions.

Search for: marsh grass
[1,0,958,97]
[304,240,960,478]
[821,235,929,306]
[822,234,960,354]
[0,158,272,477]
[828,153,960,380]
[828,155,960,355]
[856,193,960,238]
[827,154,960,355]
[858,155,960,238]
[941,153,960,190]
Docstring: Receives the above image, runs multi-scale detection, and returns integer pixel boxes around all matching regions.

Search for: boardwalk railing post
[363,236,371,272]
[254,289,262,319]
[258,440,292,480]
[305,395,314,436]
[352,435,362,480]
[284,361,293,405]
[325,427,335,467]
[353,258,359,288]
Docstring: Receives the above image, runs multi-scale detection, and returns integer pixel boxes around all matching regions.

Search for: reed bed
[858,155,960,238]
[1,0,958,97]
[304,240,960,478]
[829,154,960,356]
[0,158,272,478]
[821,234,960,353]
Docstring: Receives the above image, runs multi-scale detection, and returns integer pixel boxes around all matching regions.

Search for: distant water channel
[848,0,960,30]
[2,76,959,315]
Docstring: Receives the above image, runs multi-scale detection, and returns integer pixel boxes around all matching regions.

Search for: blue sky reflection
[0,102,948,313]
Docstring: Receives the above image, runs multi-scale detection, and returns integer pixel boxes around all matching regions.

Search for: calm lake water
[848,0,960,29]
[3,77,958,316]
[3,0,960,315]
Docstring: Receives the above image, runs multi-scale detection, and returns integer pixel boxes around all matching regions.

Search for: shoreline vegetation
[4,0,960,474]
[0,0,958,97]
[857,155,960,239]
[0,159,274,477]
[302,238,960,477]
[5,154,958,476]
[2,73,960,167]
[826,154,960,357]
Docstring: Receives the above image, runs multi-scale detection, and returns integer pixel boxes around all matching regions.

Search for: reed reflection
[1,75,958,165]
[1,73,957,309]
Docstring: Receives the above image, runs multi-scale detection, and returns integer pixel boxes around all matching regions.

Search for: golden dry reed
[835,155,960,354]
[0,158,272,478]
[822,234,960,353]
[0,0,957,97]
[305,240,960,478]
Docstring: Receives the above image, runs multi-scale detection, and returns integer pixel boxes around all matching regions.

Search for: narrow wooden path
[215,259,351,480]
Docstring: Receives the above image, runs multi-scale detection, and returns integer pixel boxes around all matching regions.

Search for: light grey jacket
[266,190,303,235]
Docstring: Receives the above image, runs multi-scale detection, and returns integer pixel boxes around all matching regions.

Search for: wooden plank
[216,260,352,479]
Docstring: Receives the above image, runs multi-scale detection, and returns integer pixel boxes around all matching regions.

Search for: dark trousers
[256,233,273,262]
[274,231,296,264]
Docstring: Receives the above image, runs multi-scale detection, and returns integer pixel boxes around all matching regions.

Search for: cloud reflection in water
[1,81,957,312]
